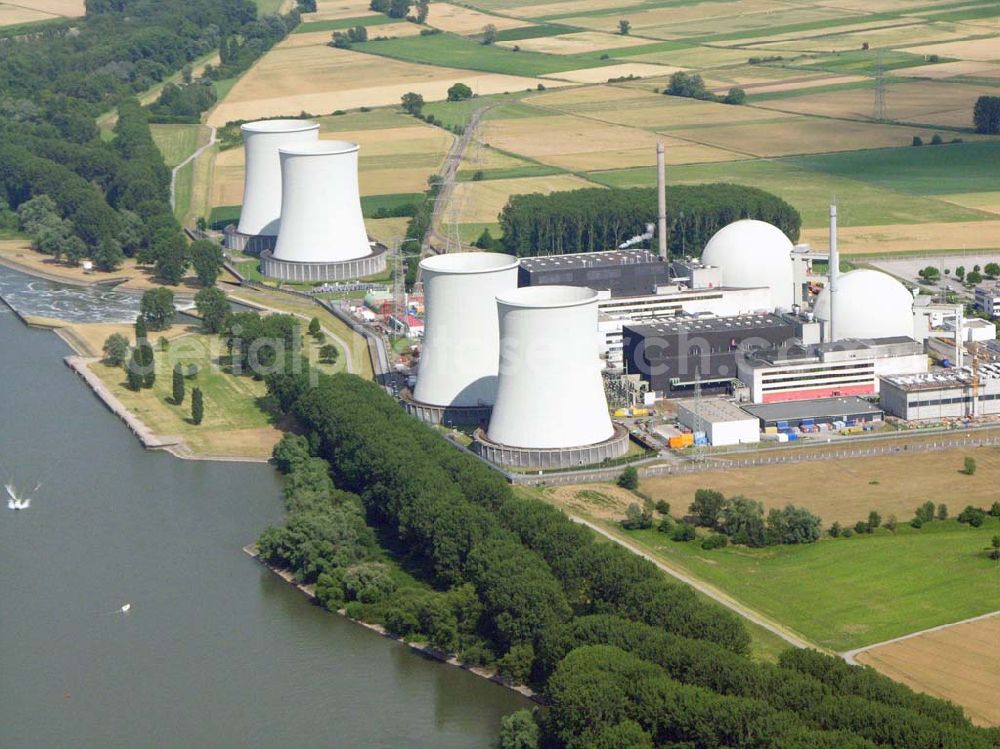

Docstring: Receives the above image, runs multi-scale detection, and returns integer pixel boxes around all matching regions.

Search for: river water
[0,278,526,747]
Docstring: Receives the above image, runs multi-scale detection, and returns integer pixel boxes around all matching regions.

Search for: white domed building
[814,269,914,341]
[700,219,795,310]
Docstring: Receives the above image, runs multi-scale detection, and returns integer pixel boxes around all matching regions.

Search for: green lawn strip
[359,192,423,217]
[212,76,240,102]
[494,23,581,42]
[316,107,419,130]
[786,142,1000,196]
[293,15,399,33]
[784,51,945,76]
[920,4,1000,21]
[150,124,204,167]
[747,79,877,102]
[682,11,905,45]
[173,160,194,221]
[455,221,502,243]
[209,205,241,229]
[421,91,532,129]
[600,39,695,59]
[535,0,732,22]
[584,155,992,228]
[616,518,1000,652]
[355,33,615,76]
[254,0,286,15]
[458,163,567,180]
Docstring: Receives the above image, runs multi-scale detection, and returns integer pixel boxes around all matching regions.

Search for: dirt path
[568,515,818,651]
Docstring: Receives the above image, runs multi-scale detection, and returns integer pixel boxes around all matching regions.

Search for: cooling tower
[413,252,519,410]
[272,141,370,264]
[236,119,320,238]
[486,286,615,450]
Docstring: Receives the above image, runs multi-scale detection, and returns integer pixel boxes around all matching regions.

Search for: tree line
[255,369,994,748]
[498,184,802,257]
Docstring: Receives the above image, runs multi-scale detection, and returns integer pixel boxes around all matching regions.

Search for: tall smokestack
[828,203,838,342]
[657,143,667,259]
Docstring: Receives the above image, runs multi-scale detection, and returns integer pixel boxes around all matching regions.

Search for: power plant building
[622,313,798,396]
[814,269,915,342]
[737,337,927,403]
[261,140,387,282]
[407,252,519,425]
[880,367,1000,420]
[517,250,671,297]
[700,219,795,310]
[475,285,629,468]
[742,397,884,429]
[225,119,321,254]
[676,399,759,447]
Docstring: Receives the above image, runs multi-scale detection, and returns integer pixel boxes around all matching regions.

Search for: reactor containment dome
[474,285,629,469]
[701,219,795,310]
[262,140,386,282]
[225,119,320,254]
[408,252,520,426]
[814,268,915,341]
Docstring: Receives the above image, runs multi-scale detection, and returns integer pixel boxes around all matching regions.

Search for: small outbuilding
[675,399,759,446]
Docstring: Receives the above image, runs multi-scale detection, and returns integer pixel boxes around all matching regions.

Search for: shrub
[497,642,534,684]
[912,136,923,146]
[622,502,653,530]
[343,562,397,603]
[854,521,870,534]
[915,500,936,523]
[828,521,842,538]
[910,516,923,529]
[867,510,881,530]
[963,456,976,475]
[936,503,948,521]
[842,528,854,538]
[655,500,670,515]
[344,601,364,619]
[672,522,697,542]
[617,466,639,491]
[701,533,729,550]
[930,133,943,145]
[657,516,674,534]
[957,505,986,528]
[990,501,1000,517]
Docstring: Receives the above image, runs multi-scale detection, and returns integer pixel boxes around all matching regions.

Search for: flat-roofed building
[742,397,883,429]
[880,367,1000,420]
[676,399,759,446]
[974,283,1000,318]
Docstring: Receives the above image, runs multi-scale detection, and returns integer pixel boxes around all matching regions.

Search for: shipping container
[764,426,778,434]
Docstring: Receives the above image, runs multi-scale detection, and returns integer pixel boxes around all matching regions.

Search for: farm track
[170,126,217,213]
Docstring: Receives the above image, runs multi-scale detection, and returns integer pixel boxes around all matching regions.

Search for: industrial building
[224,119,320,254]
[742,397,883,429]
[517,250,671,297]
[700,219,795,310]
[880,367,1000,420]
[736,337,928,403]
[407,252,519,426]
[475,285,629,468]
[261,140,387,282]
[814,269,916,341]
[676,400,759,446]
[974,283,1000,318]
[622,313,799,396]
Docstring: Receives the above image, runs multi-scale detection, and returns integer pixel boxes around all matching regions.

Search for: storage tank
[486,285,614,449]
[814,269,915,341]
[414,252,519,408]
[701,219,795,310]
[272,140,370,264]
[236,119,320,238]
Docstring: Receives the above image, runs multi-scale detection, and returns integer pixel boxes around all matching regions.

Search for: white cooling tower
[701,219,795,310]
[272,141,370,264]
[237,119,320,238]
[487,286,614,449]
[814,269,915,341]
[414,253,520,408]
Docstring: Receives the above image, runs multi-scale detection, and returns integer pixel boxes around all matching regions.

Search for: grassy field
[88,327,284,459]
[596,512,1000,651]
[150,124,208,167]
[856,615,1000,727]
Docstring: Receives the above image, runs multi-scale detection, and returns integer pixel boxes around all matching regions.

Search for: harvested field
[502,31,653,55]
[753,79,991,129]
[856,615,1000,727]
[898,60,1000,79]
[637,444,1000,525]
[630,45,775,69]
[310,0,374,21]
[502,0,641,19]
[365,216,411,245]
[668,116,937,158]
[481,114,742,169]
[207,43,566,125]
[448,173,599,223]
[525,83,658,109]
[730,20,978,53]
[5,0,82,17]
[722,74,868,96]
[0,4,52,26]
[425,2,530,34]
[798,219,1000,253]
[905,37,1000,61]
[543,62,678,82]
[282,23,423,47]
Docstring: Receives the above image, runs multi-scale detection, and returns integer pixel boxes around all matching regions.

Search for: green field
[173,160,194,222]
[618,518,1000,652]
[359,192,423,217]
[254,0,286,15]
[586,152,995,229]
[150,124,205,167]
[356,32,615,76]
[293,15,398,34]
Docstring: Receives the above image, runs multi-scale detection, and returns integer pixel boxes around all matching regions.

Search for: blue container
[786,432,799,441]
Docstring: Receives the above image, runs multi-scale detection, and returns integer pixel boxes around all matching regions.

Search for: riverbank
[243,544,541,704]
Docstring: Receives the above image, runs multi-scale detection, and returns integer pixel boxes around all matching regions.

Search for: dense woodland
[498,184,802,257]
[0,0,296,279]
[259,368,998,749]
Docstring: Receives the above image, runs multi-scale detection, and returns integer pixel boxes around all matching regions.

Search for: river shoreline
[243,544,542,705]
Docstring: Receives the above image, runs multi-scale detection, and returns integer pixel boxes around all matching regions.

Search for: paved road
[170,125,217,212]
[569,515,817,651]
